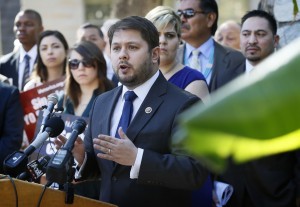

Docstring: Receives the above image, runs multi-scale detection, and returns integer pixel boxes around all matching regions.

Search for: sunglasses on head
[177,9,206,19]
[68,59,94,70]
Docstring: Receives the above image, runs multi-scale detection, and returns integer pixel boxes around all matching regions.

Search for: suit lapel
[102,87,122,135]
[13,51,20,86]
[209,41,225,90]
[126,73,167,143]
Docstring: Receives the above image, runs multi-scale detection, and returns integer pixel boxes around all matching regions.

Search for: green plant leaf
[293,0,299,17]
[173,37,300,173]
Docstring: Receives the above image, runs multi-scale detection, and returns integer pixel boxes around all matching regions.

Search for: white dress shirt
[18,45,37,89]
[245,59,254,74]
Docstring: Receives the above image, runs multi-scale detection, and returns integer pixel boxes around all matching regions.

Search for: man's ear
[207,12,217,29]
[274,35,280,48]
[152,46,160,64]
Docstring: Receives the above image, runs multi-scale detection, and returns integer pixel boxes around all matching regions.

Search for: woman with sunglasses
[60,41,113,117]
[24,30,68,91]
[145,6,210,104]
[56,41,113,200]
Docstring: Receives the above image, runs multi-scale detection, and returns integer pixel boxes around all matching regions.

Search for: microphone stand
[63,155,75,204]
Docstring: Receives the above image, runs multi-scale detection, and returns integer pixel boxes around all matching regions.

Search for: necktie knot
[124,91,137,102]
[25,54,31,61]
[192,50,200,56]
[190,50,201,71]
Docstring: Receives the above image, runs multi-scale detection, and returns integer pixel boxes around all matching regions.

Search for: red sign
[20,77,65,143]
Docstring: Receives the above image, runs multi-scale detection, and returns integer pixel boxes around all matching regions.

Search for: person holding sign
[23,30,69,91]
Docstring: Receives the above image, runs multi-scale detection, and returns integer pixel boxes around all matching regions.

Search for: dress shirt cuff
[130,148,144,179]
[74,152,87,180]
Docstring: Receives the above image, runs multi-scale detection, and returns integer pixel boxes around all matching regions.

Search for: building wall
[0,0,20,55]
[1,0,258,56]
[21,0,85,48]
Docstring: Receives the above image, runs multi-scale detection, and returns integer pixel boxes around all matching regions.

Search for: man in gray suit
[176,0,245,92]
[56,16,208,207]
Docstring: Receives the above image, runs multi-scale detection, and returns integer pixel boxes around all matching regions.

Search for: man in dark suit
[0,82,24,174]
[220,10,300,207]
[57,16,208,207]
[0,9,43,90]
[176,0,245,92]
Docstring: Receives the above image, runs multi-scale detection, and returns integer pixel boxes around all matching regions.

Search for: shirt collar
[245,59,254,74]
[121,70,159,101]
[19,45,37,62]
[186,37,214,59]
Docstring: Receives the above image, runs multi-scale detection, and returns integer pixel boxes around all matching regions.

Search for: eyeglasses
[177,9,206,19]
[68,59,94,70]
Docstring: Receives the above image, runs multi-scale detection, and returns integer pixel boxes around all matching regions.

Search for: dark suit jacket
[0,51,20,87]
[177,40,245,93]
[81,73,208,207]
[0,82,24,173]
[221,152,300,207]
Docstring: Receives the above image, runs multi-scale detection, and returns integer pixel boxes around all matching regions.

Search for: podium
[0,176,117,207]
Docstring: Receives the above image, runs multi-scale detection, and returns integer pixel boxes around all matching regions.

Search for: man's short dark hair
[108,16,159,51]
[199,0,219,36]
[80,23,104,39]
[23,9,43,25]
[241,10,277,35]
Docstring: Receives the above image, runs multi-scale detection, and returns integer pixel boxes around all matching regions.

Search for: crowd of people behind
[0,0,299,207]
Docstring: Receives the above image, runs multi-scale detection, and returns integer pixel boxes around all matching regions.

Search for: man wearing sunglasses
[176,0,245,92]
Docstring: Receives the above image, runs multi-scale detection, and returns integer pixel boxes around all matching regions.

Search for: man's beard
[117,58,154,88]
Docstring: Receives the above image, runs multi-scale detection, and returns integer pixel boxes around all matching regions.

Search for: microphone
[3,116,64,177]
[24,116,65,156]
[46,118,87,184]
[17,155,51,182]
[40,93,58,132]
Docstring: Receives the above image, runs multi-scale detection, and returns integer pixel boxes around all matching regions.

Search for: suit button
[112,176,117,182]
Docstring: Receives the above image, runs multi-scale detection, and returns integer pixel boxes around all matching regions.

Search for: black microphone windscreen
[47,93,58,104]
[44,116,65,137]
[72,118,87,134]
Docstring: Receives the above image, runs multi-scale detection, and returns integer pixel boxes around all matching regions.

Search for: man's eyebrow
[241,29,267,33]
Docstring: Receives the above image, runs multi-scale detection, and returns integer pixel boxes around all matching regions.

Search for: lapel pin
[145,107,152,114]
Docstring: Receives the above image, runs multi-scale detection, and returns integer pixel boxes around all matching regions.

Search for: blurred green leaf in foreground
[173,37,300,173]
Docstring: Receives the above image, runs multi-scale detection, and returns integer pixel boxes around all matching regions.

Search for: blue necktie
[22,54,31,90]
[115,91,137,138]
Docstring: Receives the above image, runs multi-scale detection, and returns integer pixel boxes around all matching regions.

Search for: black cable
[36,182,51,207]
[0,174,18,207]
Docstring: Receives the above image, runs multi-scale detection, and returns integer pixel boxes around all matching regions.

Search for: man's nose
[248,34,258,44]
[119,48,129,60]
